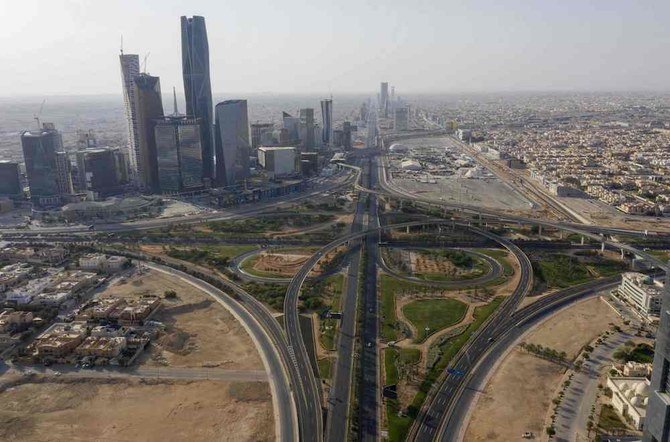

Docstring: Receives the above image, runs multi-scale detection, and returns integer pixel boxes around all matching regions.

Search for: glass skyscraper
[181,15,214,184]
[133,73,164,193]
[21,123,73,206]
[320,99,333,146]
[154,115,204,193]
[214,100,251,186]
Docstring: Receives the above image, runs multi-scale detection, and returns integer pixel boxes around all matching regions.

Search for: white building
[607,376,649,430]
[257,147,297,177]
[79,254,129,272]
[617,272,664,317]
[400,159,422,171]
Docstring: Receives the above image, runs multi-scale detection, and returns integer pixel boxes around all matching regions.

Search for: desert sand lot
[106,268,263,370]
[0,378,273,442]
[465,297,620,441]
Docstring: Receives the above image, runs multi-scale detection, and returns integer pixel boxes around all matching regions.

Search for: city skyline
[3,0,670,97]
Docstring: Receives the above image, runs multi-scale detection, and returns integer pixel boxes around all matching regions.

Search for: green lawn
[598,404,628,433]
[165,244,257,267]
[534,254,592,288]
[379,275,437,341]
[317,274,345,351]
[239,255,287,278]
[385,348,400,385]
[404,297,505,427]
[402,299,468,343]
[399,348,421,365]
[318,357,334,379]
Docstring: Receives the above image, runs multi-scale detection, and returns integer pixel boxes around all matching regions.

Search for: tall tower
[21,123,72,206]
[299,108,315,150]
[133,73,164,192]
[214,100,251,186]
[119,53,141,175]
[380,82,389,118]
[181,15,214,184]
[644,272,670,442]
[320,99,333,147]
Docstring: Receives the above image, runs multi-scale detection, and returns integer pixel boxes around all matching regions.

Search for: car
[366,342,374,348]
[522,432,533,439]
[487,337,495,343]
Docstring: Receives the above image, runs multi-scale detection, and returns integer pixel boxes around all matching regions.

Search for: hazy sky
[2,0,669,96]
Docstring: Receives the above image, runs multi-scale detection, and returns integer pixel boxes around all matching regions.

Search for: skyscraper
[299,108,315,149]
[342,121,353,150]
[214,100,251,186]
[21,123,72,206]
[76,147,127,197]
[181,15,214,183]
[380,82,389,118]
[320,99,333,146]
[644,274,670,442]
[119,53,141,175]
[133,73,164,192]
[394,106,409,132]
[0,161,22,199]
[154,93,204,194]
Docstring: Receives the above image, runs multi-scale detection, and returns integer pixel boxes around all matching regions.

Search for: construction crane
[33,99,46,130]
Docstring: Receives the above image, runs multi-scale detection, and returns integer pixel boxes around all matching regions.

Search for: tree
[164,290,177,299]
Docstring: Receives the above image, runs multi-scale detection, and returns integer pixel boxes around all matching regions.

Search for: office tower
[119,53,141,175]
[320,99,333,146]
[360,102,368,122]
[644,274,670,442]
[343,121,353,150]
[76,147,126,197]
[282,112,301,142]
[133,73,164,192]
[380,82,389,118]
[214,100,251,186]
[299,108,315,149]
[0,161,22,198]
[154,114,204,193]
[181,15,214,182]
[394,107,409,132]
[20,123,71,206]
[251,123,275,149]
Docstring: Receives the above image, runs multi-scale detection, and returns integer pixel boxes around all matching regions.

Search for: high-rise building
[380,82,389,118]
[119,53,141,176]
[343,121,353,150]
[214,100,251,186]
[320,99,333,146]
[154,114,204,193]
[133,73,164,192]
[251,123,275,150]
[394,106,409,132]
[644,273,670,442]
[0,161,22,199]
[299,108,315,149]
[282,112,301,142]
[257,146,297,178]
[21,123,72,206]
[76,147,127,197]
[181,15,214,183]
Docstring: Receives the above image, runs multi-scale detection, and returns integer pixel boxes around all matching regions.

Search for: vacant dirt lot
[103,269,263,370]
[465,297,620,441]
[0,378,273,441]
[253,251,311,276]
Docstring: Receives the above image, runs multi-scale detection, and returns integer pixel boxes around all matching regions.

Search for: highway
[143,262,299,442]
[409,224,535,441]
[0,171,355,236]
[326,167,365,442]
[359,158,381,441]
[440,277,621,442]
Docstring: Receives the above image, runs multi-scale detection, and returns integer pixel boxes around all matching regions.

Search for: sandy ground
[464,297,621,441]
[253,251,310,276]
[103,269,263,370]
[0,378,273,442]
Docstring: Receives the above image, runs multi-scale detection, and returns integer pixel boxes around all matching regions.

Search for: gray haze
[1,0,670,96]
